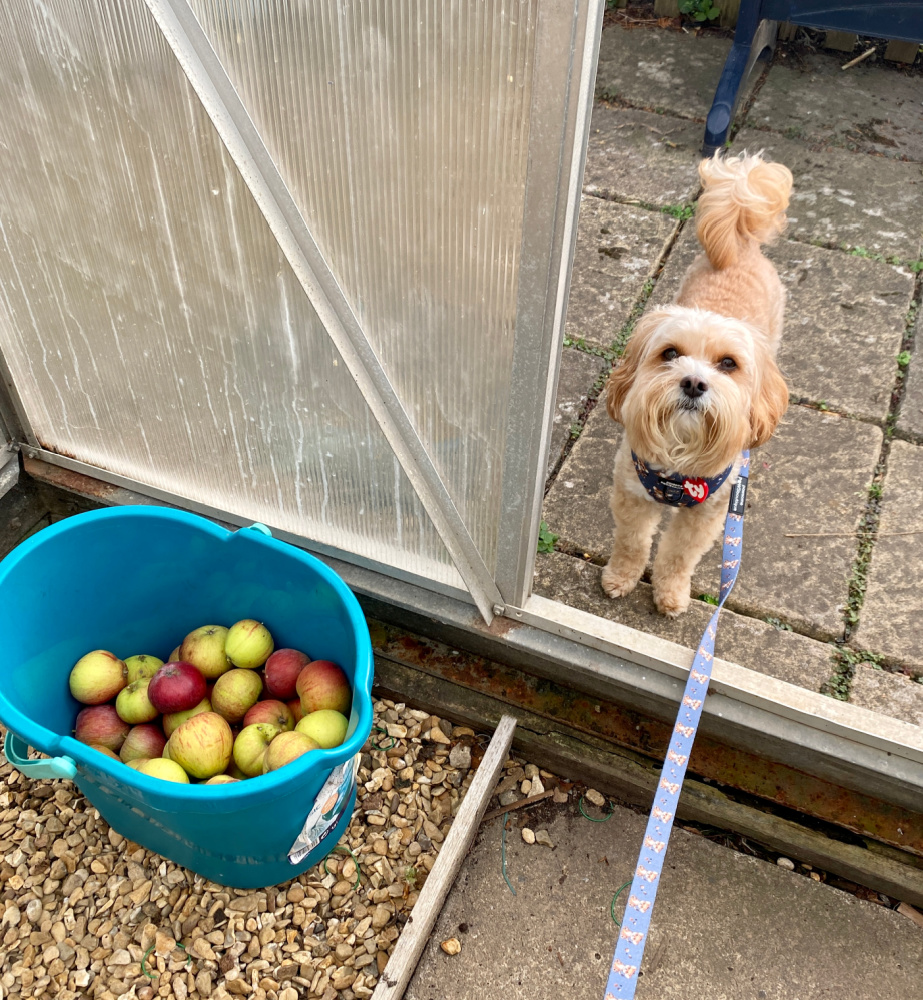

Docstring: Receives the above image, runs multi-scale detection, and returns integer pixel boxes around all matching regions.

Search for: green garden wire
[610,880,633,928]
[323,844,363,889]
[141,941,189,980]
[501,812,516,896]
[371,725,396,751]
[578,794,614,822]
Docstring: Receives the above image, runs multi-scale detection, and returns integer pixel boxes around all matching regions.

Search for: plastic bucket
[0,506,373,888]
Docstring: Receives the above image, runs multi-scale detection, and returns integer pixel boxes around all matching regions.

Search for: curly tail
[695,152,793,270]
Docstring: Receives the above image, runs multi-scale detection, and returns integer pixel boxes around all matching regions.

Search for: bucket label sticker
[288,754,360,865]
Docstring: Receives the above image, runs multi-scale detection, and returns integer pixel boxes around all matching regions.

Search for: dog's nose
[681,376,708,399]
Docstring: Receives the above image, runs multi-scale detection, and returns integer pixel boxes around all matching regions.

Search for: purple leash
[603,452,750,998]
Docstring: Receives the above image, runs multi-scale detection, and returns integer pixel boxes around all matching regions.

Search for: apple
[264,649,311,700]
[169,645,181,662]
[169,712,234,780]
[148,661,207,715]
[75,705,131,751]
[243,699,294,732]
[162,738,174,761]
[124,654,164,684]
[225,620,274,669]
[125,758,149,771]
[89,744,122,761]
[262,730,320,773]
[296,709,349,749]
[163,698,212,738]
[180,625,231,680]
[69,650,128,705]
[205,775,239,785]
[137,758,190,783]
[225,759,248,780]
[120,724,167,763]
[115,680,159,725]
[212,668,263,724]
[233,723,279,777]
[296,660,352,715]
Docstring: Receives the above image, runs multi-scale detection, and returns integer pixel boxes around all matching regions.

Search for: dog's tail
[696,152,793,270]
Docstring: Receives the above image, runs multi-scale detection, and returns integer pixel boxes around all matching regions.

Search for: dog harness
[631,451,733,507]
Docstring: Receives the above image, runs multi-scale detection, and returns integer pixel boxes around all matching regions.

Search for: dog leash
[603,451,750,998]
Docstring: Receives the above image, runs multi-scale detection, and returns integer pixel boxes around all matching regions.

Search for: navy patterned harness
[631,451,733,507]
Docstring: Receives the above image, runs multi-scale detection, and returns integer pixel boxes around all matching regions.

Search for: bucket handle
[242,523,273,537]
[3,731,77,781]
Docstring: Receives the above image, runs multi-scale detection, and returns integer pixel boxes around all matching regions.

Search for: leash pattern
[603,452,750,998]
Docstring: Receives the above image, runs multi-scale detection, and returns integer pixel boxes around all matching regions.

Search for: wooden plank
[370,715,518,1000]
[778,21,797,42]
[824,30,857,52]
[884,39,919,64]
[654,0,680,16]
[719,0,741,29]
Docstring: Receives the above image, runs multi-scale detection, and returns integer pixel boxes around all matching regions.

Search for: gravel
[0,699,492,1000]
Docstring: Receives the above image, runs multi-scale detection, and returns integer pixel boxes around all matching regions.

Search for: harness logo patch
[682,477,709,502]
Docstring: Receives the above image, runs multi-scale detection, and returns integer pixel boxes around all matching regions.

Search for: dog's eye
[719,357,737,370]
[662,348,679,361]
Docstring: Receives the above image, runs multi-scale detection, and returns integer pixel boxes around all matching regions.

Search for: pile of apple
[67,619,352,785]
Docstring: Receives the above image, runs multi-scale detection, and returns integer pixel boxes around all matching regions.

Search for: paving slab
[595,24,735,121]
[897,310,923,441]
[583,105,703,207]
[733,127,923,262]
[749,49,923,161]
[850,665,923,727]
[533,549,834,691]
[565,196,677,349]
[544,403,881,638]
[854,439,923,669]
[650,228,913,421]
[407,805,923,1000]
[547,347,610,479]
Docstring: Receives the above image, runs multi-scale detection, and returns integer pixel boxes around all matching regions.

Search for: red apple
[262,730,320,773]
[120,724,167,763]
[225,620,274,669]
[264,649,311,700]
[169,712,234,780]
[180,625,231,680]
[288,698,305,723]
[69,650,128,705]
[124,654,164,684]
[233,723,279,777]
[75,705,131,752]
[296,660,352,715]
[211,668,263,724]
[243,699,294,732]
[163,697,212,738]
[115,680,159,725]
[148,661,207,714]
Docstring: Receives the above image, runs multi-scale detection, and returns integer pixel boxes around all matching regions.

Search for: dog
[601,151,792,617]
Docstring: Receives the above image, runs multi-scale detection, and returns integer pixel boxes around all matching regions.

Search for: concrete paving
[407,802,923,1000]
[855,440,923,670]
[565,196,676,349]
[547,347,610,477]
[544,20,923,719]
[749,48,923,161]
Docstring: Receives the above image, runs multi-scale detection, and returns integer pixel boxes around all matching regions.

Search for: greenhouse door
[0,0,603,623]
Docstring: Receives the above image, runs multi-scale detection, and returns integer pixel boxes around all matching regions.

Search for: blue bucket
[0,506,373,888]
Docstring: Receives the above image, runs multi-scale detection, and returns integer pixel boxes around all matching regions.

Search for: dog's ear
[749,350,788,448]
[606,311,664,423]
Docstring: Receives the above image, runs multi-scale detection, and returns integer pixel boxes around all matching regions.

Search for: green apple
[296,710,349,749]
[262,731,320,773]
[225,620,274,669]
[163,697,212,738]
[169,713,234,780]
[124,654,164,684]
[211,668,262,724]
[233,723,279,777]
[180,626,231,680]
[115,680,159,725]
[69,650,128,705]
[137,758,190,783]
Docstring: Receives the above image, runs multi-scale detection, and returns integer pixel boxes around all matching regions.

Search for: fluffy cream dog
[601,152,792,617]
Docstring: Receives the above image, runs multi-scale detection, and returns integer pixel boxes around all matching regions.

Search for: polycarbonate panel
[0,0,462,588]
[188,0,540,575]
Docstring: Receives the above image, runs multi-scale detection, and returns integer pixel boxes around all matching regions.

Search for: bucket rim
[0,505,374,804]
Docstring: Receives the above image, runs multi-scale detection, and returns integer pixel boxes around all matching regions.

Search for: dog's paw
[601,563,641,599]
[653,581,690,618]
